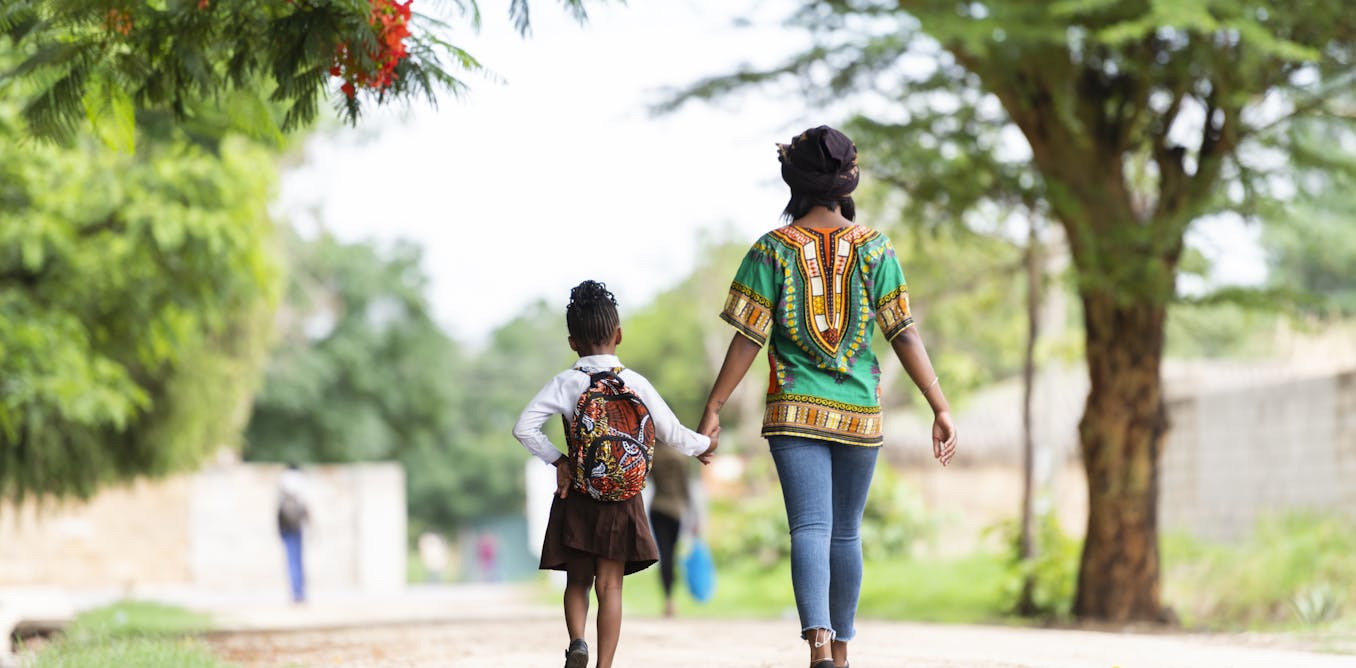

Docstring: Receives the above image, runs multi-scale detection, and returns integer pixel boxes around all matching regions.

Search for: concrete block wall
[0,477,194,588]
[0,462,405,593]
[1160,370,1356,541]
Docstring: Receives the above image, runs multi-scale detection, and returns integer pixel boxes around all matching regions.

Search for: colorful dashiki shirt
[720,224,913,446]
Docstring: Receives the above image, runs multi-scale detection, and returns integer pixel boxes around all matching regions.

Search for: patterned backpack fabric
[565,368,655,502]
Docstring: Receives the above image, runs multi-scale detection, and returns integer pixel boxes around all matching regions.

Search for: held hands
[932,410,958,467]
[697,426,720,465]
[552,456,572,498]
[696,407,721,465]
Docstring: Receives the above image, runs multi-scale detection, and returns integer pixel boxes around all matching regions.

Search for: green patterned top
[720,224,913,446]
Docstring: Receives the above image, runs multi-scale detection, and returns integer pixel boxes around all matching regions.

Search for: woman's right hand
[932,410,957,467]
[697,426,720,465]
[698,404,720,437]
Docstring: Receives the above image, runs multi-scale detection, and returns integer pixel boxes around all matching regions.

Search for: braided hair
[566,280,620,347]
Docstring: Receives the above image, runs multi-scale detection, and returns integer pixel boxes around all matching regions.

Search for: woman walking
[699,125,957,668]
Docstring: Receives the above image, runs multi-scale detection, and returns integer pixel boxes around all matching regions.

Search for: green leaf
[21,234,43,270]
[226,91,285,147]
[82,76,135,154]
[1049,0,1125,18]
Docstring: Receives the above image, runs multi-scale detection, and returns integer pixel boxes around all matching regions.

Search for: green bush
[708,464,937,567]
[861,464,937,560]
[991,513,1080,620]
[1164,512,1356,629]
[708,488,789,567]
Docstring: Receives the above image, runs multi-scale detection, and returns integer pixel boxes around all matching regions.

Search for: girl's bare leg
[832,639,848,667]
[564,557,594,644]
[593,558,626,668]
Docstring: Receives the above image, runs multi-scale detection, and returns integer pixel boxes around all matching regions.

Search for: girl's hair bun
[570,280,617,307]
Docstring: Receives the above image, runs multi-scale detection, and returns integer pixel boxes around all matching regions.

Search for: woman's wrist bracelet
[920,376,940,397]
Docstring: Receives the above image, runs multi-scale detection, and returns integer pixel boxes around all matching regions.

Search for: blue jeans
[281,530,305,602]
[769,435,879,642]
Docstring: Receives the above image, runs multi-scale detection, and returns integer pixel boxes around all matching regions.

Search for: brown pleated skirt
[539,490,658,575]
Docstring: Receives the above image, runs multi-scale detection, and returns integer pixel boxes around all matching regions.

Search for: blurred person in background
[277,463,311,604]
[418,531,451,583]
[476,531,500,582]
[648,444,698,617]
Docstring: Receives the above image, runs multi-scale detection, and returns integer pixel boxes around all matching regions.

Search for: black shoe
[564,638,588,668]
[811,661,835,668]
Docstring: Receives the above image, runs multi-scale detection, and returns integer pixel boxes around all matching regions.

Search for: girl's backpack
[564,368,655,502]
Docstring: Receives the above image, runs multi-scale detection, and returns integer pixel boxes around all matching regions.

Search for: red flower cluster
[104,9,133,35]
[329,0,414,99]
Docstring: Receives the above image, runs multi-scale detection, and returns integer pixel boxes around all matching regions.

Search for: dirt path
[207,615,1353,668]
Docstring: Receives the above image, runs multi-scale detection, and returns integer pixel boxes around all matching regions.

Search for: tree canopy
[667,0,1356,621]
[1262,121,1356,316]
[0,0,599,504]
[242,233,570,532]
[0,95,281,502]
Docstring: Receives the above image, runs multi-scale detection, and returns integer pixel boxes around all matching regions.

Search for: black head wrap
[777,125,859,199]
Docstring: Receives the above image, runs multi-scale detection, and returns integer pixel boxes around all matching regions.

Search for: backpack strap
[575,366,625,381]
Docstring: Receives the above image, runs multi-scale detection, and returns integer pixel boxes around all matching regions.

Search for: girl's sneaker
[564,638,588,668]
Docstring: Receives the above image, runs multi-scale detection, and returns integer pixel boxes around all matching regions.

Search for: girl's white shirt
[512,354,712,466]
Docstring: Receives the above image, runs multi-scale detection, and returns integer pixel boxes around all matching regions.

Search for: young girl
[513,280,718,668]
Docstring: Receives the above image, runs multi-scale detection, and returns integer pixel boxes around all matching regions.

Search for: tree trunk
[1072,289,1170,622]
[1016,217,1041,616]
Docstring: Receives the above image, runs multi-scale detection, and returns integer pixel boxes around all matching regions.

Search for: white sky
[277,0,812,344]
[276,0,1266,344]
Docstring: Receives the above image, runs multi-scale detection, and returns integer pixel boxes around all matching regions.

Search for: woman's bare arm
[699,333,762,436]
[890,326,958,466]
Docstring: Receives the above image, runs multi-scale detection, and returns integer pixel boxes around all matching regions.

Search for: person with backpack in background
[647,444,700,618]
[277,463,310,604]
[513,280,718,668]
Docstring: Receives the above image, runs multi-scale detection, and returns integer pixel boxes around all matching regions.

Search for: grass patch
[28,637,232,668]
[603,552,1008,624]
[24,601,231,668]
[62,601,214,641]
[857,552,1009,623]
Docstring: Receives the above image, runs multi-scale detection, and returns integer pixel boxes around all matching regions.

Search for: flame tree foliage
[1,0,591,145]
[665,1,1356,621]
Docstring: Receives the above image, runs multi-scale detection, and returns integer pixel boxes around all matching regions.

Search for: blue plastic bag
[683,536,716,603]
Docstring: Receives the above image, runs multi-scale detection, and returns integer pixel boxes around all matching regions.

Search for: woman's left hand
[932,411,957,467]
